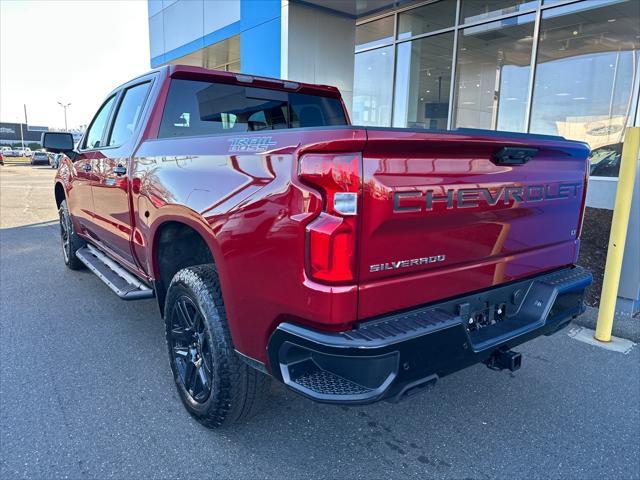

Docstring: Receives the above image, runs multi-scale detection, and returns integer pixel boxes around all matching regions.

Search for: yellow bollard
[595,127,640,342]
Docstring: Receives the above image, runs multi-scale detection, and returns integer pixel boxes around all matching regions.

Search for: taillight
[299,153,360,283]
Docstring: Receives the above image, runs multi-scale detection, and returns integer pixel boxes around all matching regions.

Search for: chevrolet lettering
[393,182,582,213]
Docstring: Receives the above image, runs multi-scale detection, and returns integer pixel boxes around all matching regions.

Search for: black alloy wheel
[169,296,213,403]
[58,200,85,270]
[163,265,270,427]
[59,208,71,263]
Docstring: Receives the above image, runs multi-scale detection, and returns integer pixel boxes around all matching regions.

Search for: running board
[75,245,155,301]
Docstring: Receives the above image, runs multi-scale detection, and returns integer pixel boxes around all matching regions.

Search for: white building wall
[280,1,355,115]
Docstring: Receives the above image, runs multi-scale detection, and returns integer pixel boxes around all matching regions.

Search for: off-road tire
[164,264,270,428]
[58,200,85,270]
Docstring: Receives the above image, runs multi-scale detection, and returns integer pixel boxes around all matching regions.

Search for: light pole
[57,101,71,132]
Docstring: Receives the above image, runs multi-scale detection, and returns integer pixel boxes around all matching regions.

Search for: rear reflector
[333,192,357,215]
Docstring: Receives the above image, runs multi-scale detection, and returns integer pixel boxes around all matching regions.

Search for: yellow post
[595,127,640,342]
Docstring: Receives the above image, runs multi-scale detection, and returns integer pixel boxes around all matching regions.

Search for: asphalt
[1,162,639,480]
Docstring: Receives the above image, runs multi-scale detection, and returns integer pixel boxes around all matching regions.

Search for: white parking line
[568,326,636,354]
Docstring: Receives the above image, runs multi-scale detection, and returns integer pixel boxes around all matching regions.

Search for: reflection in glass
[529,0,640,162]
[356,16,394,52]
[353,46,395,126]
[454,14,535,131]
[398,0,457,40]
[204,36,240,70]
[393,33,454,129]
[461,0,538,24]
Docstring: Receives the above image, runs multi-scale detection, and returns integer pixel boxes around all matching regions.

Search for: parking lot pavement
[1,164,639,480]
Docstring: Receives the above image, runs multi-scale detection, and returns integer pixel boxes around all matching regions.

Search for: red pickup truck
[43,65,591,428]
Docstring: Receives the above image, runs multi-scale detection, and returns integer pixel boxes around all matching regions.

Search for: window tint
[353,46,394,127]
[453,14,535,132]
[158,79,347,138]
[393,32,454,129]
[108,82,151,146]
[398,0,456,40]
[355,16,394,52]
[83,95,116,150]
[529,0,640,158]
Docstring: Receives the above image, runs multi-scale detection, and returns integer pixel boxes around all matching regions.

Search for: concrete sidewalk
[573,306,640,342]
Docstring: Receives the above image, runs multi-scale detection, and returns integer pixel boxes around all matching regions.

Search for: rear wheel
[164,265,270,428]
[58,200,85,270]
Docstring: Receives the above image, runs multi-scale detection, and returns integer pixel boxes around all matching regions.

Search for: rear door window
[108,82,151,147]
[158,79,347,138]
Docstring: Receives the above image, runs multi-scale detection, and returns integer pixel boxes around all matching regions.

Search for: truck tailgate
[357,128,590,319]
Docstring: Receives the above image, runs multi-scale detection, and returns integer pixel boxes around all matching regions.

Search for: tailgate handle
[492,147,538,165]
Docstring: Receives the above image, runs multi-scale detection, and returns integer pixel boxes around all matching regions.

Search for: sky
[1,0,150,130]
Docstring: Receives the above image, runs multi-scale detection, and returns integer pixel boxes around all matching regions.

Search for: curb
[572,306,640,343]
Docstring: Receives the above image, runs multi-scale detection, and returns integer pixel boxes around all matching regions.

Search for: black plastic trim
[268,266,591,404]
[76,246,155,301]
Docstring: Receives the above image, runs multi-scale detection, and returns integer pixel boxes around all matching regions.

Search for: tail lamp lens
[299,153,360,283]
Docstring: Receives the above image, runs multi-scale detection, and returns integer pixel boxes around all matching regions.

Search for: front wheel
[164,265,270,428]
[58,200,85,270]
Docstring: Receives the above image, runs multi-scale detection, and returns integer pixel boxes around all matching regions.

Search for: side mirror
[42,132,75,153]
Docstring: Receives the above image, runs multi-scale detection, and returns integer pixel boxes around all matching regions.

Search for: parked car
[43,65,592,428]
[24,147,32,157]
[30,151,50,165]
[3,147,17,156]
[0,152,4,166]
[49,153,63,169]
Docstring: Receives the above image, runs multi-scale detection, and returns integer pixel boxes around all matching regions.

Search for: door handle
[83,163,92,172]
[114,165,127,176]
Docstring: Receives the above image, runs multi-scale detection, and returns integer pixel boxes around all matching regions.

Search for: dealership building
[148,0,640,313]
[0,122,49,146]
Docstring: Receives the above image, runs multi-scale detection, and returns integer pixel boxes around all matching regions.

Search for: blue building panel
[240,17,281,77]
[149,0,282,74]
[239,0,281,30]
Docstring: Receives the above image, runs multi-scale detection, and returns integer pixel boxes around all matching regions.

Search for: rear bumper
[267,266,591,404]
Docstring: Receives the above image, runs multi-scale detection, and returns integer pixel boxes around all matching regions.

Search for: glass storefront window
[398,0,457,40]
[356,16,394,52]
[226,61,241,73]
[353,46,395,126]
[393,32,454,129]
[453,14,535,131]
[529,0,640,176]
[204,35,240,70]
[353,0,640,157]
[460,0,538,24]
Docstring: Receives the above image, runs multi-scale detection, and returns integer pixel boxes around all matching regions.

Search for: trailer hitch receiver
[484,348,522,372]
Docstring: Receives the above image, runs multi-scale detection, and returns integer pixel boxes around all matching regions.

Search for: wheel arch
[54,181,66,208]
[150,216,220,314]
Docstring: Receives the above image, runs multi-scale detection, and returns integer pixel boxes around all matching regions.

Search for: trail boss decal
[228,137,277,153]
[393,182,581,213]
[370,255,446,273]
